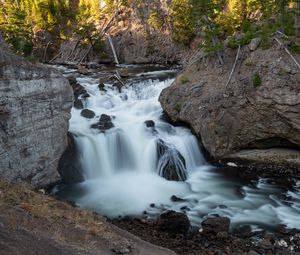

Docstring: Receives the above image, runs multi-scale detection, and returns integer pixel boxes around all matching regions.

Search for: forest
[0,0,299,57]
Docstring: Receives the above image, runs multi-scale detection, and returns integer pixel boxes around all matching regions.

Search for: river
[53,64,300,232]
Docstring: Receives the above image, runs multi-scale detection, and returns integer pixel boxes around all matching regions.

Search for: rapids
[53,65,300,232]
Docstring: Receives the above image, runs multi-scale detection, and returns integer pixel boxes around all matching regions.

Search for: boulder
[157,211,191,235]
[0,34,73,187]
[159,44,300,168]
[80,109,95,119]
[91,114,114,131]
[248,38,261,51]
[156,139,187,181]
[201,217,230,235]
[144,120,155,128]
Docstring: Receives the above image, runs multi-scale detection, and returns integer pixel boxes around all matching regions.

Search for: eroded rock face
[0,35,73,187]
[159,44,300,163]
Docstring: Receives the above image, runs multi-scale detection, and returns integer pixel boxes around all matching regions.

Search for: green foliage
[252,72,262,87]
[169,0,194,44]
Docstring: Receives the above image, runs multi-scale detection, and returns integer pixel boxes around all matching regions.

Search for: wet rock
[248,38,261,51]
[158,211,191,235]
[201,217,230,235]
[91,114,114,131]
[58,132,84,184]
[74,99,84,110]
[81,92,90,98]
[98,82,106,91]
[170,195,185,202]
[67,76,86,98]
[81,109,95,119]
[145,120,155,128]
[156,139,187,181]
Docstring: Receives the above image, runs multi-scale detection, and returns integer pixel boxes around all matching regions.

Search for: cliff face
[0,35,73,187]
[159,41,300,167]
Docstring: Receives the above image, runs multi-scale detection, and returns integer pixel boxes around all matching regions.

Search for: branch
[225,44,241,88]
[274,38,300,69]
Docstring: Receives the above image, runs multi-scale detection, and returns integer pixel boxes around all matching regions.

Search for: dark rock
[58,132,84,184]
[74,99,84,110]
[91,114,114,131]
[144,120,155,128]
[150,203,155,208]
[157,211,191,235]
[81,109,95,119]
[156,139,187,181]
[201,217,230,235]
[98,82,106,91]
[67,76,86,98]
[81,92,90,98]
[170,195,185,202]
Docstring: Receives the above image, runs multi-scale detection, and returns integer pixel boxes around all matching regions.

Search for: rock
[159,44,300,169]
[157,211,191,235]
[201,217,230,235]
[0,34,73,187]
[170,195,185,202]
[91,114,114,131]
[67,75,86,98]
[248,38,261,51]
[58,132,84,184]
[80,109,95,119]
[227,162,238,167]
[156,139,187,181]
[145,120,155,128]
[74,99,84,110]
[98,82,106,91]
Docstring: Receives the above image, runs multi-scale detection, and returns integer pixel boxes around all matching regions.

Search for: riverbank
[0,179,176,255]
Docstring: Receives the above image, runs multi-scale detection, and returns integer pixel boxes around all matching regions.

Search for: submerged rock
[91,114,114,131]
[0,33,73,187]
[159,43,300,169]
[156,139,187,181]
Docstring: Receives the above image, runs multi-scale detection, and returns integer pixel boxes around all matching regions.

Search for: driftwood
[225,44,241,88]
[274,37,300,69]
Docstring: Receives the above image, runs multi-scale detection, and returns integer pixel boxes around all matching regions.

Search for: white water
[54,65,300,231]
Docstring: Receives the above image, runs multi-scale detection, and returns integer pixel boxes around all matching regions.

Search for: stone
[156,139,187,181]
[74,99,84,110]
[201,217,230,235]
[144,120,155,128]
[80,109,95,119]
[98,82,106,91]
[0,34,73,187]
[159,44,300,168]
[157,211,191,235]
[91,114,114,131]
[248,38,261,51]
[58,132,84,184]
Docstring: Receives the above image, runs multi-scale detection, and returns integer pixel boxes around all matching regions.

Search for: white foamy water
[54,65,300,231]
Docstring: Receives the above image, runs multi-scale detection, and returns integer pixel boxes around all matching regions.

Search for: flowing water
[53,65,300,232]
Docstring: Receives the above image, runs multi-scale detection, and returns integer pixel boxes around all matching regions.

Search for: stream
[53,64,300,232]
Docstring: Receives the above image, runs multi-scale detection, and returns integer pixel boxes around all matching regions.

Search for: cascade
[54,65,300,231]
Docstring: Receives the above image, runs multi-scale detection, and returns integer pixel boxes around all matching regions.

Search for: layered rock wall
[0,35,73,187]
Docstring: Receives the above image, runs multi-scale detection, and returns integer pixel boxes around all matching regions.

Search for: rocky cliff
[159,39,300,168]
[0,34,73,187]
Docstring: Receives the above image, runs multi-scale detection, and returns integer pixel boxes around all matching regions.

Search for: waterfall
[54,65,300,231]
